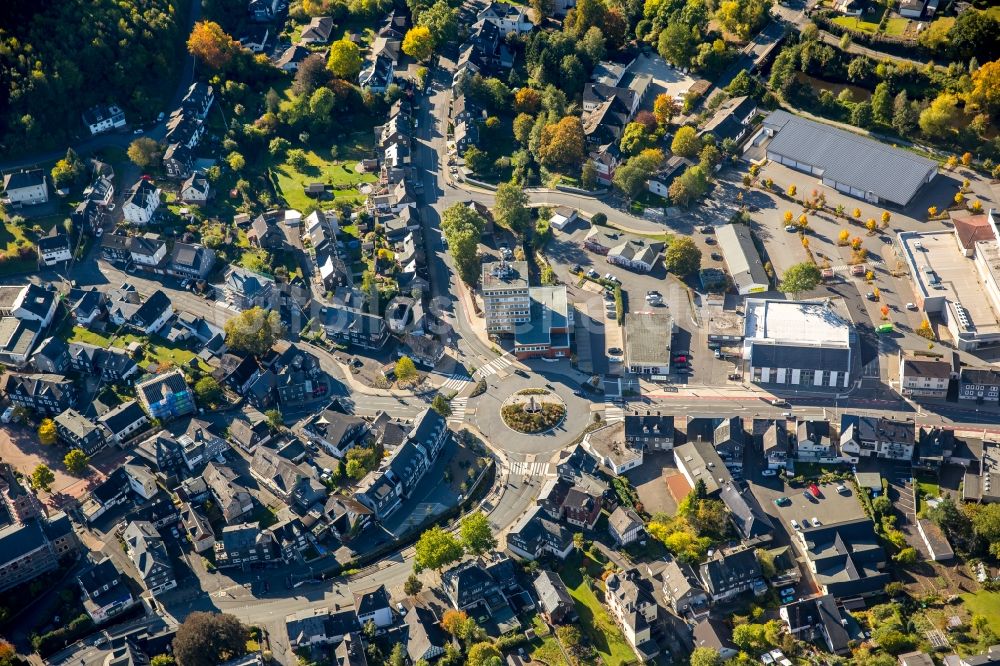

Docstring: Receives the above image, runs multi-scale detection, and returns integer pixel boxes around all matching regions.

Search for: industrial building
[716,224,769,295]
[743,298,854,388]
[898,210,1000,351]
[759,110,937,207]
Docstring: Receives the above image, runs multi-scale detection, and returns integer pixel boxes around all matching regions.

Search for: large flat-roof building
[743,298,854,388]
[482,261,530,334]
[716,224,768,295]
[623,312,673,374]
[761,110,937,207]
[514,285,572,360]
[898,210,1000,351]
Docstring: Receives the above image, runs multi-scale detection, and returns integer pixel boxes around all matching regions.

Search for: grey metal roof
[764,110,937,206]
[716,223,768,292]
[750,343,850,372]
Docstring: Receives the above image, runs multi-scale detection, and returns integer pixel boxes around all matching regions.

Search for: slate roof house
[2,169,48,206]
[699,548,764,601]
[299,404,369,458]
[604,569,660,660]
[55,408,108,455]
[1,372,77,416]
[78,555,137,624]
[441,555,520,621]
[720,483,775,544]
[122,521,177,595]
[699,95,758,144]
[355,584,393,628]
[533,570,576,624]
[215,522,278,570]
[224,267,275,311]
[169,242,216,279]
[136,370,195,421]
[608,506,644,546]
[656,559,708,616]
[779,594,851,654]
[506,505,575,561]
[794,517,888,599]
[204,462,254,524]
[0,513,79,593]
[405,606,447,663]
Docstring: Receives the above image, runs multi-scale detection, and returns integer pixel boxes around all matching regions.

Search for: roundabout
[499,388,567,434]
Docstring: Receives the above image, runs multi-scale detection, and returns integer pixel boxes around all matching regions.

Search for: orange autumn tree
[187,21,241,70]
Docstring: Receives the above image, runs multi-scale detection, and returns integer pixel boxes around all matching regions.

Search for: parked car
[762,469,777,477]
[710,252,722,261]
[587,269,599,278]
[785,224,797,232]
[770,398,788,407]
[608,347,622,355]
[701,226,713,233]
[774,496,791,507]
[705,237,716,245]
[906,302,917,310]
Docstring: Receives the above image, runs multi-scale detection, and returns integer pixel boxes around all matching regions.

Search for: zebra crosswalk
[448,398,468,424]
[438,373,472,394]
[509,461,554,477]
[605,401,624,423]
[474,355,514,380]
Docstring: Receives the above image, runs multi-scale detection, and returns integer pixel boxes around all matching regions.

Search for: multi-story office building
[482,261,530,334]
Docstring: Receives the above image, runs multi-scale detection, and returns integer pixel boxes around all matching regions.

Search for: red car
[808,483,822,498]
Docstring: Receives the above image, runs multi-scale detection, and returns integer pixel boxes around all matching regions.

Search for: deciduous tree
[417,0,458,45]
[664,237,701,276]
[194,377,221,404]
[460,511,496,555]
[919,93,960,138]
[395,356,418,382]
[187,21,240,70]
[653,93,678,127]
[670,126,701,158]
[172,612,248,666]
[968,59,1000,117]
[327,39,363,79]
[404,573,423,596]
[31,464,54,492]
[403,26,435,61]
[38,418,57,445]
[431,394,452,417]
[64,449,90,475]
[441,203,486,285]
[493,181,531,234]
[467,643,502,666]
[779,262,821,296]
[538,117,585,170]
[224,307,284,357]
[127,137,160,168]
[413,526,463,572]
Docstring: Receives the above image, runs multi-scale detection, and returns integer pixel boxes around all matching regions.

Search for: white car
[906,302,917,310]
[790,519,800,530]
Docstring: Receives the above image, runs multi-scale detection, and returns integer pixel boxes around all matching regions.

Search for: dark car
[608,347,623,355]
[710,252,722,261]
[701,226,713,233]
[705,237,716,245]
[571,264,583,274]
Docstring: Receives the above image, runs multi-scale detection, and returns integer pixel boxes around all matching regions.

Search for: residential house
[268,518,314,564]
[97,401,149,446]
[0,513,79,593]
[959,367,1000,405]
[720,483,775,544]
[506,505,575,561]
[180,81,214,119]
[608,506,644,546]
[692,618,738,660]
[122,521,177,595]
[55,408,107,455]
[780,595,853,654]
[405,606,447,662]
[0,282,58,326]
[78,555,137,624]
[123,461,158,500]
[588,143,620,186]
[224,266,275,311]
[0,462,44,524]
[163,143,194,179]
[124,496,179,531]
[122,180,160,225]
[67,343,139,383]
[794,420,839,463]
[299,404,369,458]
[285,608,361,650]
[1,373,77,415]
[441,555,518,617]
[215,522,278,570]
[30,336,69,374]
[656,559,708,616]
[319,304,390,350]
[108,287,173,334]
[37,228,72,266]
[699,95,758,144]
[604,569,660,660]
[228,417,273,452]
[66,288,106,328]
[548,207,577,231]
[179,502,215,553]
[477,2,533,33]
[582,421,643,475]
[2,169,48,206]
[764,422,790,469]
[136,370,195,421]
[81,468,131,523]
[169,242,216,279]
[794,518,889,599]
[274,44,311,71]
[322,495,373,541]
[204,463,254,524]
[699,548,764,602]
[177,419,228,470]
[559,486,602,530]
[899,353,951,399]
[841,415,915,461]
[300,16,334,43]
[916,426,954,471]
[355,584,393,628]
[179,173,210,204]
[83,105,126,135]
[248,210,286,249]
[533,570,575,624]
[647,156,692,197]
[687,415,746,472]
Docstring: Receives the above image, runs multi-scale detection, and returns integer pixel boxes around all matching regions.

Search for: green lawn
[559,555,636,666]
[530,636,569,666]
[269,138,377,212]
[832,15,881,33]
[883,17,909,35]
[962,591,1000,628]
[63,325,211,372]
[916,474,940,515]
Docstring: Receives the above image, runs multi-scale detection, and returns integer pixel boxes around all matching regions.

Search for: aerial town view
[0,0,999,664]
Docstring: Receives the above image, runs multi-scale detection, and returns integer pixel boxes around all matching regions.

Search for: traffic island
[500,389,567,434]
